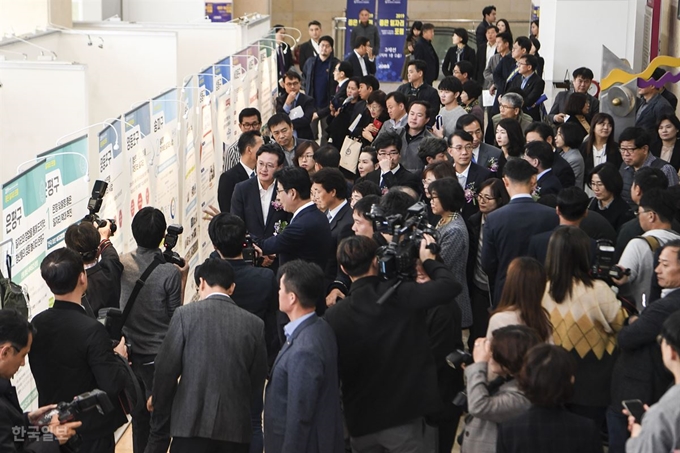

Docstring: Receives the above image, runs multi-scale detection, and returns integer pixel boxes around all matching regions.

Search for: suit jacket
[365,166,422,195]
[324,259,461,437]
[492,54,519,98]
[297,40,318,69]
[413,38,439,85]
[346,51,376,77]
[661,88,678,110]
[231,178,292,241]
[0,379,60,453]
[636,93,674,135]
[303,56,340,117]
[496,406,602,453]
[536,169,562,197]
[275,92,316,140]
[264,315,344,453]
[83,243,123,315]
[481,197,559,304]
[527,226,597,265]
[260,204,332,270]
[442,45,476,78]
[552,152,576,188]
[579,141,623,177]
[277,43,294,79]
[324,202,354,286]
[152,294,268,443]
[508,72,545,121]
[650,139,680,171]
[461,163,492,220]
[477,143,503,173]
[548,90,600,124]
[29,301,128,439]
[218,161,251,213]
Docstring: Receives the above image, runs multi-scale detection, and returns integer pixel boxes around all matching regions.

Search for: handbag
[339,136,363,174]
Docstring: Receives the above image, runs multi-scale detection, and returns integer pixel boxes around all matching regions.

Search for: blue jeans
[606,406,629,453]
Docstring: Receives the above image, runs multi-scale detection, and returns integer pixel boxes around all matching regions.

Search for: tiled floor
[115,424,133,453]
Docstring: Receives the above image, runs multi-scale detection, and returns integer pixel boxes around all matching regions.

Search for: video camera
[83,180,117,235]
[366,201,441,280]
[37,389,114,452]
[591,239,630,281]
[242,234,263,266]
[163,224,185,267]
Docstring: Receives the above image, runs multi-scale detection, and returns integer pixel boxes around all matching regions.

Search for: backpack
[636,235,662,253]
[0,256,29,318]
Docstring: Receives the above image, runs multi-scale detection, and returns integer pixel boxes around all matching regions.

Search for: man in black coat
[297,20,322,70]
[475,6,496,55]
[29,248,129,453]
[447,130,491,220]
[413,23,439,85]
[0,310,82,453]
[346,36,376,77]
[217,131,262,213]
[231,144,291,244]
[607,240,680,453]
[275,71,316,140]
[396,59,440,124]
[325,235,461,451]
[524,140,562,197]
[363,131,422,195]
[525,122,577,188]
[302,36,339,142]
[482,159,559,304]
[508,54,545,121]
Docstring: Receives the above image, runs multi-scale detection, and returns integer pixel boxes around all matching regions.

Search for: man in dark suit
[508,54,545,121]
[364,131,422,195]
[310,169,353,303]
[524,140,562,197]
[302,36,339,143]
[346,36,376,77]
[29,248,129,453]
[325,235,461,451]
[492,36,530,116]
[274,25,294,84]
[151,258,267,453]
[448,130,491,219]
[275,71,316,140]
[548,67,600,125]
[475,6,496,56]
[607,240,680,453]
[297,20,322,70]
[525,122,576,188]
[231,144,291,244]
[457,114,503,173]
[218,131,262,212]
[0,310,82,453]
[264,261,344,453]
[64,220,123,316]
[258,167,332,270]
[413,23,439,85]
[636,84,675,137]
[482,159,559,304]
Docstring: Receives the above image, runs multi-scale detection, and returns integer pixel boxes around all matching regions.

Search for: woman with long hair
[327,76,361,147]
[466,178,510,346]
[542,226,626,429]
[580,113,621,193]
[564,92,591,137]
[651,113,680,171]
[401,21,423,81]
[496,19,512,38]
[555,122,586,188]
[488,257,552,343]
[496,118,525,176]
[293,140,320,176]
[356,147,378,178]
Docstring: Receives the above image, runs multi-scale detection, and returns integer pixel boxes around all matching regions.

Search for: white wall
[122,0,206,23]
[0,0,49,37]
[0,61,89,184]
[241,15,272,47]
[0,32,61,61]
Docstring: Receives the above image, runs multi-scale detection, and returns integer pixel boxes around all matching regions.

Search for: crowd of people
[2,5,680,453]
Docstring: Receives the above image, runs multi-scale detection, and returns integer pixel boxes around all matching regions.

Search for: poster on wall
[205,1,232,22]
[231,57,247,144]
[214,57,233,172]
[98,118,127,253]
[124,102,153,252]
[2,160,49,410]
[151,89,181,226]
[246,45,261,112]
[180,79,200,304]
[376,0,407,82]
[345,0,376,58]
[38,136,90,252]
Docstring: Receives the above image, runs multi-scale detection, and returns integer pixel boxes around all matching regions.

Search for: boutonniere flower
[465,182,477,205]
[271,200,283,211]
[274,220,288,236]
[487,157,499,173]
[381,186,389,196]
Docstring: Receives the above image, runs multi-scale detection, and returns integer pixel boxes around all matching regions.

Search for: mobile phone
[371,119,383,136]
[435,115,443,130]
[622,399,645,424]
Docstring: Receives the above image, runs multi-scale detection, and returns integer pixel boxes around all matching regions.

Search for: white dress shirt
[593,144,607,167]
[354,49,368,76]
[292,201,316,223]
[456,163,472,188]
[240,161,255,178]
[258,179,276,223]
[327,199,347,223]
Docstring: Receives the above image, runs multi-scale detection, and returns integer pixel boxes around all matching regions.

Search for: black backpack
[0,256,28,318]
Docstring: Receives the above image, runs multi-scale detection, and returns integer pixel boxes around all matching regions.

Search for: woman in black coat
[586,163,635,231]
[442,28,476,78]
[650,113,680,171]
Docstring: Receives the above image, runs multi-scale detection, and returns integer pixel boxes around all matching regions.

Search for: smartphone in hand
[622,399,645,424]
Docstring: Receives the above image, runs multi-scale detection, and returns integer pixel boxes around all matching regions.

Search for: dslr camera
[83,180,117,235]
[366,201,440,280]
[591,239,630,281]
[163,224,185,267]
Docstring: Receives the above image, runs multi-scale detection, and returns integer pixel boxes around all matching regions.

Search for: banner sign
[98,118,126,253]
[376,0,407,82]
[205,1,232,22]
[151,89,180,225]
[345,0,375,58]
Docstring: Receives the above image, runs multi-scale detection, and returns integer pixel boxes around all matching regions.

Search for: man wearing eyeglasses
[448,130,491,219]
[618,127,678,210]
[608,240,680,453]
[508,54,545,121]
[223,108,267,172]
[363,131,422,195]
[485,91,532,145]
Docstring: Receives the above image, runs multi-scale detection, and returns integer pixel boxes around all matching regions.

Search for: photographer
[64,220,123,316]
[119,207,188,453]
[461,325,540,453]
[0,310,82,453]
[29,248,128,453]
[325,235,461,452]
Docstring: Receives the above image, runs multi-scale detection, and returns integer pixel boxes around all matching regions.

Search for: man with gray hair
[417,137,450,166]
[486,91,533,143]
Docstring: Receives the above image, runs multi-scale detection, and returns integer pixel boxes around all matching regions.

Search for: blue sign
[375,0,407,82]
[345,0,374,58]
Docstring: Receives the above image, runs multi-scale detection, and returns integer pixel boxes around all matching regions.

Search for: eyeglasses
[299,153,314,161]
[241,121,261,129]
[499,104,514,110]
[516,62,529,66]
[449,144,474,152]
[377,151,399,157]
[284,81,300,87]
[590,181,605,188]
[276,188,287,194]
[257,162,278,170]
[476,194,496,201]
[620,147,638,155]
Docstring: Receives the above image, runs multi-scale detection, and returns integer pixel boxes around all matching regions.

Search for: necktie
[250,171,256,179]
[457,173,466,188]
[327,211,333,223]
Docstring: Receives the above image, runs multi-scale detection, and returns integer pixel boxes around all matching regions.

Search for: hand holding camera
[472,338,492,363]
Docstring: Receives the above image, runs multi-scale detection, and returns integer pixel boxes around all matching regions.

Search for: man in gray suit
[150,258,268,453]
[457,114,503,173]
[264,261,344,453]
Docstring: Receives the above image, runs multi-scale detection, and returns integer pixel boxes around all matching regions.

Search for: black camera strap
[120,256,164,328]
